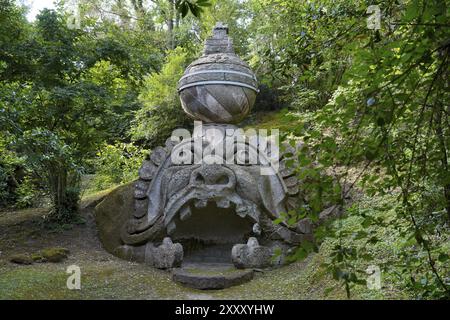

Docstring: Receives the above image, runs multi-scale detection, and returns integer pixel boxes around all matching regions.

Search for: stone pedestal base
[172,263,254,290]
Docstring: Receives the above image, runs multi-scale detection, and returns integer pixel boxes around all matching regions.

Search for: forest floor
[0,199,336,299]
[0,187,406,300]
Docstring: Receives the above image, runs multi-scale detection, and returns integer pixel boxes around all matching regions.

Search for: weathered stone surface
[279,160,295,177]
[114,126,310,268]
[133,198,148,219]
[134,179,149,199]
[287,184,299,196]
[231,237,273,269]
[177,23,257,124]
[172,264,254,290]
[115,244,144,262]
[165,137,179,151]
[252,223,261,236]
[203,22,234,55]
[138,160,157,181]
[295,218,313,234]
[284,176,298,188]
[286,196,301,211]
[146,238,183,269]
[94,182,135,254]
[150,146,166,166]
[9,254,33,265]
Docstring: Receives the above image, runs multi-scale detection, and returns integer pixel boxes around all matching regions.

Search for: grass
[244,109,304,134]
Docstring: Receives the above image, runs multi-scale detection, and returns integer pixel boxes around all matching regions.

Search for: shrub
[130,47,191,147]
[91,142,148,191]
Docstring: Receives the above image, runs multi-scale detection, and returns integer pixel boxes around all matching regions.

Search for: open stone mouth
[165,194,258,248]
[166,195,259,235]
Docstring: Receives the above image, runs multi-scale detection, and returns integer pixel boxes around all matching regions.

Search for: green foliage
[0,136,24,206]
[176,0,212,18]
[92,142,148,190]
[259,0,450,299]
[246,0,355,106]
[17,128,82,222]
[0,4,163,220]
[319,193,449,299]
[131,47,191,146]
[14,177,38,209]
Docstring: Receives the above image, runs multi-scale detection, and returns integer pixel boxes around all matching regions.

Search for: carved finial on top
[204,22,234,55]
[213,22,228,37]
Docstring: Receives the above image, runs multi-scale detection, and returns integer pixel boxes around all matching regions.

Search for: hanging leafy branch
[175,0,212,18]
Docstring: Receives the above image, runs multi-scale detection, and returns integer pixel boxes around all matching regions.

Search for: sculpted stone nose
[191,165,236,188]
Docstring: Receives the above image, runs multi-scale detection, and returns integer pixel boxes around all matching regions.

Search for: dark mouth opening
[171,202,254,263]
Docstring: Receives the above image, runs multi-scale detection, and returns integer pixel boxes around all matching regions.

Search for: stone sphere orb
[178,53,258,124]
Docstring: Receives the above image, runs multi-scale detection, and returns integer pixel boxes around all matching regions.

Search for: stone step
[172,263,253,290]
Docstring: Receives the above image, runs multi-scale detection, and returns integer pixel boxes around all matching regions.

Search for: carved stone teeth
[167,221,176,235]
[149,146,166,166]
[194,199,208,208]
[138,160,157,181]
[252,223,261,236]
[179,205,192,221]
[216,199,230,208]
[235,205,248,218]
[134,179,149,199]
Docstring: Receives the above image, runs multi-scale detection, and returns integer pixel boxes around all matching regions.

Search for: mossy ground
[243,109,304,134]
[0,193,399,300]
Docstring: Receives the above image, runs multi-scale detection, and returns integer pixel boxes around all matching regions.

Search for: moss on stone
[31,253,45,262]
[94,182,135,254]
[40,247,69,263]
[184,267,240,276]
[9,254,33,265]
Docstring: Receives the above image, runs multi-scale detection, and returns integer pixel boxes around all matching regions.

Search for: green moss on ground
[40,248,69,263]
[244,109,303,134]
[0,182,410,300]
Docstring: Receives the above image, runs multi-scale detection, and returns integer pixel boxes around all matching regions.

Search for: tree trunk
[167,0,175,49]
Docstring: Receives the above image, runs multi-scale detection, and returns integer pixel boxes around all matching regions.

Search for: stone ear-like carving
[120,142,175,246]
[258,174,287,219]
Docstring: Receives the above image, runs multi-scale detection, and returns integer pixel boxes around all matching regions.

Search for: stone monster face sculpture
[117,129,307,268]
[108,23,311,270]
